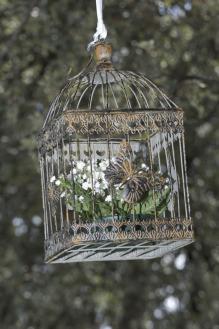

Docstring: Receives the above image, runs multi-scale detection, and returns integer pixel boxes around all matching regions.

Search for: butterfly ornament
[104,141,168,204]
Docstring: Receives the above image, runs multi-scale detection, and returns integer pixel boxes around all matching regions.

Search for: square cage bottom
[46,239,193,263]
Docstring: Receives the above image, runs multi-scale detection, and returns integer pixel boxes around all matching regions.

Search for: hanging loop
[88,0,107,51]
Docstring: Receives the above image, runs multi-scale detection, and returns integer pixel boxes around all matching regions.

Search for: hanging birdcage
[38,42,193,263]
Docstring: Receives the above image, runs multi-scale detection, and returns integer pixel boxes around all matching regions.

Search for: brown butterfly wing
[122,170,167,204]
[104,161,126,185]
[122,174,150,204]
[104,141,134,185]
[143,170,166,191]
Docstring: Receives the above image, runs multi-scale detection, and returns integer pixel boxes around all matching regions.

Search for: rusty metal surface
[38,43,193,262]
[45,217,193,262]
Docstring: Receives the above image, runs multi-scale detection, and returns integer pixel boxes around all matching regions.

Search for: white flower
[94,171,101,180]
[95,182,100,188]
[99,171,105,179]
[111,157,117,163]
[55,180,61,186]
[102,178,108,189]
[105,195,112,202]
[82,173,87,179]
[166,178,170,183]
[141,163,149,171]
[94,182,101,193]
[67,168,77,180]
[82,182,91,190]
[67,204,73,210]
[76,161,86,171]
[79,196,84,202]
[164,185,169,190]
[86,165,91,172]
[50,176,56,183]
[60,192,66,198]
[99,160,109,171]
[86,177,92,184]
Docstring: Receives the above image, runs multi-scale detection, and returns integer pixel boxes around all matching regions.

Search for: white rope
[88,0,107,50]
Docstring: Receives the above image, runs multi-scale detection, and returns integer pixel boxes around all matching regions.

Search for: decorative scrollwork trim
[38,110,184,154]
[45,217,193,261]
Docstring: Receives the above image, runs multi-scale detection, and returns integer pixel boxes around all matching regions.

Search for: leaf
[140,188,171,216]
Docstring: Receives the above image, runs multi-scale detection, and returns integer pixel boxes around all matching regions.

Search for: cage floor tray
[47,238,193,263]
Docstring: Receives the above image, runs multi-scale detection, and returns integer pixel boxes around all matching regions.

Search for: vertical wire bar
[77,137,81,160]
[127,72,158,108]
[62,137,69,227]
[157,134,162,170]
[45,154,54,236]
[70,78,83,107]
[59,136,65,229]
[89,84,98,109]
[51,143,58,232]
[157,134,167,218]
[105,71,109,110]
[68,136,76,224]
[107,135,115,222]
[88,71,98,110]
[118,71,143,108]
[121,71,151,108]
[40,157,48,239]
[99,71,106,109]
[76,85,92,109]
[88,136,96,222]
[51,146,56,228]
[108,73,119,109]
[125,134,135,222]
[179,135,188,219]
[116,70,132,109]
[170,132,181,219]
[181,133,191,218]
[110,71,132,108]
[127,77,150,108]
[148,140,157,220]
[182,133,191,218]
[163,135,175,218]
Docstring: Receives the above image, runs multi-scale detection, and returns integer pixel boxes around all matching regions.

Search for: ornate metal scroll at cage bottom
[38,42,193,263]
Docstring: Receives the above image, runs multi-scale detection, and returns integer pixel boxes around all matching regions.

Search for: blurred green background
[0,0,219,328]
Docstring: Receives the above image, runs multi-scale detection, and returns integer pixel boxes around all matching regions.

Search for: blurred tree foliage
[0,0,219,328]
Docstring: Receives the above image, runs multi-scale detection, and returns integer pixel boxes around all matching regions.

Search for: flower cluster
[68,159,109,195]
[49,159,113,210]
[48,158,171,220]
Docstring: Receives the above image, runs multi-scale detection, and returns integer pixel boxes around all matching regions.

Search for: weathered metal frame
[38,44,193,263]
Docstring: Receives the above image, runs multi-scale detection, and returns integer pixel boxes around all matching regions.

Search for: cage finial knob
[94,42,112,69]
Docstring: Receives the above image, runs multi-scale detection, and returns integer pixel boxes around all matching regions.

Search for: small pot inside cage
[38,42,193,263]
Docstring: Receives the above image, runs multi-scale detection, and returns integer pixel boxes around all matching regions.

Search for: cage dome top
[45,43,179,123]
[43,43,180,119]
[39,42,183,155]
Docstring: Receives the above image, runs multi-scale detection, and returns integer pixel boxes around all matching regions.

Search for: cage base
[46,238,193,263]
